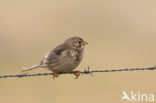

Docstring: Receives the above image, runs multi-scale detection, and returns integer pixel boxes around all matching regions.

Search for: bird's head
[65,37,88,49]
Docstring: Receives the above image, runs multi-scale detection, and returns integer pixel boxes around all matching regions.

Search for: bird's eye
[78,41,82,44]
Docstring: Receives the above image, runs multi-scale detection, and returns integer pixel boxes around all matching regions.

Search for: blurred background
[0,0,156,103]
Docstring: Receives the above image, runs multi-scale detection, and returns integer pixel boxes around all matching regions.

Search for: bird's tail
[21,64,41,72]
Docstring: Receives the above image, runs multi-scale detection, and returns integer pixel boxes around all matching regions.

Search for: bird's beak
[82,41,88,46]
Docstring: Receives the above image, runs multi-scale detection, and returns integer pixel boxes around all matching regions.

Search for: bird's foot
[52,72,59,79]
[72,70,80,79]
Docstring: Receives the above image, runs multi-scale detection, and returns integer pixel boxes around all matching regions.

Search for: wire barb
[0,66,156,78]
[82,66,93,76]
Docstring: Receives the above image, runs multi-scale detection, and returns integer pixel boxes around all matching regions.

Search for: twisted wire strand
[0,66,156,78]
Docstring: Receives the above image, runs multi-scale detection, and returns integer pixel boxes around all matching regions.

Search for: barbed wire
[0,66,156,78]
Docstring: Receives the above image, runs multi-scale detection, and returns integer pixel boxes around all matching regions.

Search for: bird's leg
[72,70,80,79]
[52,71,59,79]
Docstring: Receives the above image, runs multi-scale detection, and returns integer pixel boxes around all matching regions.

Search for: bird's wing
[40,44,69,67]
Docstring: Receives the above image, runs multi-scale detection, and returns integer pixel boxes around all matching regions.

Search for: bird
[22,37,88,79]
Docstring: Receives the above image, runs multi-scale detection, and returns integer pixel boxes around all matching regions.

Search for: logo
[121,91,154,102]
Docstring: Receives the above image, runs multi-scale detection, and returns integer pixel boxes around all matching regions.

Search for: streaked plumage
[22,37,88,78]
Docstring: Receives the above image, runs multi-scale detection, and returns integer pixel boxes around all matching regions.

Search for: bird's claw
[52,72,59,79]
[73,70,80,79]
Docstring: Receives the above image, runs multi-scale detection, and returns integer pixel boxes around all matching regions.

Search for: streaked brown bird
[22,37,88,79]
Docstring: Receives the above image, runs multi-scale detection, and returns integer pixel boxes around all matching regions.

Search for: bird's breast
[47,48,84,73]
